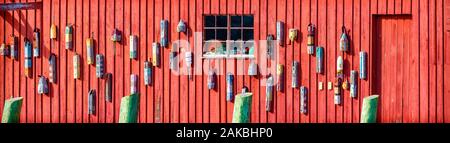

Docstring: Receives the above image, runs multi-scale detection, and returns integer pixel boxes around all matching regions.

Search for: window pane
[205,29,215,41]
[204,16,215,27]
[243,15,254,27]
[243,29,254,40]
[216,16,227,27]
[216,29,227,40]
[231,29,242,40]
[231,16,242,27]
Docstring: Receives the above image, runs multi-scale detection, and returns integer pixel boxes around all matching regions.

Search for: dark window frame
[203,14,254,45]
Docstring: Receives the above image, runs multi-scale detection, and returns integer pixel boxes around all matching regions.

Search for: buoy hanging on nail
[96,54,104,78]
[248,61,257,76]
[334,78,342,105]
[49,54,57,83]
[360,51,367,79]
[153,43,160,67]
[129,35,138,59]
[316,46,324,73]
[288,29,298,45]
[292,61,299,88]
[88,89,96,115]
[266,75,274,112]
[226,73,234,102]
[207,70,216,90]
[86,37,95,65]
[340,26,349,52]
[177,20,187,33]
[111,28,122,55]
[144,61,152,86]
[300,86,308,114]
[342,80,349,90]
[9,35,17,60]
[337,56,344,78]
[307,24,316,55]
[73,54,80,79]
[105,73,113,102]
[185,52,193,80]
[169,48,178,71]
[65,25,73,50]
[50,24,57,40]
[130,74,138,94]
[33,29,40,57]
[24,38,33,77]
[37,75,49,95]
[160,20,169,47]
[276,21,285,46]
[0,43,8,56]
[266,35,274,59]
[350,70,358,98]
[277,64,284,91]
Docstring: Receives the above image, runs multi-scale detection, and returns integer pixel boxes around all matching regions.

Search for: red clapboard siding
[0,0,448,123]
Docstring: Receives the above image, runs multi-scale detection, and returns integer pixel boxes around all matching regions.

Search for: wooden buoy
[119,94,139,123]
[2,97,23,123]
[360,95,379,123]
[232,92,252,123]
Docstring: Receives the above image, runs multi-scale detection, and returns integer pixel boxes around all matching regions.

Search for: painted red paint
[0,0,447,123]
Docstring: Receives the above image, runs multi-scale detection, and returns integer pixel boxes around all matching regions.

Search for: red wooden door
[372,16,413,123]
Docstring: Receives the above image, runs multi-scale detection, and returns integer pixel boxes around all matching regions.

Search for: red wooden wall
[0,0,449,123]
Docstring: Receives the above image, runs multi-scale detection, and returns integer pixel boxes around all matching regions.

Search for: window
[203,15,254,58]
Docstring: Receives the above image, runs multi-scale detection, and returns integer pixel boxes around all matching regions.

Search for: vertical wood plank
[395,0,402,14]
[276,0,286,123]
[195,0,203,123]
[428,0,437,123]
[343,0,352,123]
[50,0,60,123]
[188,0,197,123]
[104,0,114,123]
[419,0,430,123]
[436,0,444,123]
[139,0,148,123]
[169,0,180,123]
[285,0,294,123]
[26,0,37,123]
[17,0,25,123]
[300,0,310,123]
[147,0,155,123]
[360,0,370,124]
[202,0,210,123]
[352,0,361,123]
[444,0,450,123]
[154,0,163,123]
[405,0,419,123]
[259,0,268,123]
[98,0,106,123]
[403,0,412,14]
[0,0,5,122]
[123,0,131,123]
[267,0,276,123]
[75,0,83,123]
[327,0,336,123]
[219,0,227,123]
[130,0,140,123]
[317,0,327,123]
[310,0,318,123]
[180,0,189,123]
[90,0,99,123]
[42,0,51,123]
[66,0,75,123]
[387,0,395,14]
[163,0,171,123]
[58,0,67,123]
[251,0,260,123]
[335,0,343,123]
